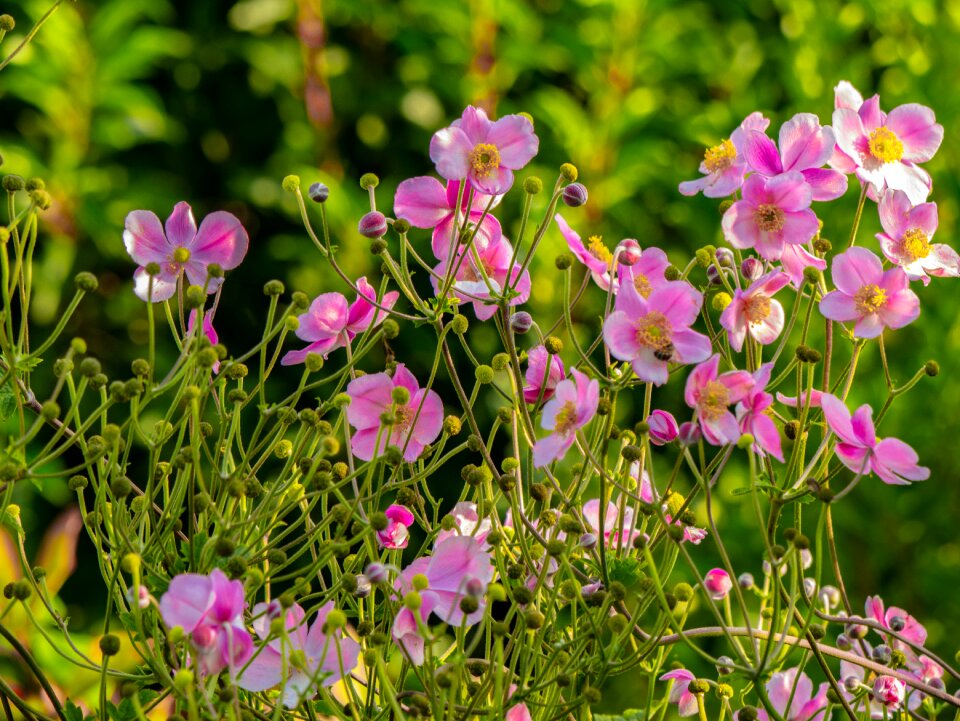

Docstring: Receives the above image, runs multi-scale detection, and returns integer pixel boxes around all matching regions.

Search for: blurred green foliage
[2,0,960,705]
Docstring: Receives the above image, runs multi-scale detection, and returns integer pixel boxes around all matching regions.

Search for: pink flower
[820,393,930,485]
[647,409,679,445]
[679,111,770,198]
[743,113,848,201]
[429,106,538,195]
[779,243,827,288]
[345,364,444,462]
[505,704,532,721]
[188,309,220,373]
[720,271,790,351]
[603,280,711,386]
[872,676,906,710]
[238,601,360,708]
[865,595,927,646]
[737,363,784,462]
[392,537,493,664]
[832,83,943,204]
[660,669,699,717]
[684,355,755,446]
[435,502,493,546]
[876,189,959,284]
[123,201,248,302]
[776,388,824,409]
[377,505,415,549]
[282,278,399,365]
[703,569,732,600]
[637,469,707,544]
[523,345,565,404]
[819,247,920,338]
[555,214,616,290]
[394,177,502,260]
[159,569,253,676]
[721,173,819,262]
[582,499,641,548]
[431,235,530,320]
[615,245,671,298]
[756,667,828,721]
[532,369,599,467]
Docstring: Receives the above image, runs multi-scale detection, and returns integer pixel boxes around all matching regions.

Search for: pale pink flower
[377,505,415,549]
[188,309,220,373]
[819,247,920,338]
[872,676,906,710]
[124,201,248,302]
[820,393,930,485]
[431,236,530,320]
[876,189,959,284]
[703,568,732,600]
[238,602,360,708]
[721,173,819,262]
[582,499,642,548]
[435,502,493,546]
[430,106,538,195]
[679,111,770,198]
[779,243,827,288]
[776,389,824,409]
[505,704,533,721]
[865,595,927,646]
[647,409,679,445]
[660,669,699,717]
[532,369,599,467]
[282,278,399,365]
[555,214,616,290]
[720,271,790,351]
[394,177,502,260]
[615,245,671,298]
[603,280,711,386]
[523,345,565,404]
[737,363,784,462]
[755,667,829,721]
[345,364,444,462]
[684,355,755,446]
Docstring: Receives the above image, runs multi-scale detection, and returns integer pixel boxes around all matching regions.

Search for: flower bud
[449,314,469,335]
[561,182,588,207]
[741,256,764,282]
[738,572,754,589]
[308,182,329,203]
[359,173,379,190]
[475,365,494,384]
[678,422,701,446]
[523,176,543,195]
[716,656,734,675]
[703,568,732,600]
[616,238,641,266]
[803,267,823,285]
[872,644,893,665]
[99,634,121,656]
[75,272,99,293]
[559,163,578,182]
[873,676,905,708]
[706,264,722,285]
[358,211,388,239]
[646,410,679,445]
[2,175,24,192]
[544,336,563,355]
[579,532,598,550]
[711,291,732,311]
[0,15,14,32]
[509,311,533,334]
[281,175,300,192]
[925,360,940,377]
[715,247,735,267]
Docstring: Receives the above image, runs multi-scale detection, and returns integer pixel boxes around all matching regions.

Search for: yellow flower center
[743,295,772,324]
[554,401,579,435]
[635,311,673,355]
[698,380,730,422]
[754,204,785,233]
[587,235,613,267]
[633,273,652,298]
[393,405,414,432]
[704,139,737,173]
[868,127,904,164]
[172,247,191,264]
[854,284,887,315]
[901,228,931,261]
[469,143,501,178]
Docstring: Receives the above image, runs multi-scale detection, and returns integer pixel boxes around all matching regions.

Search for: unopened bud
[561,182,588,207]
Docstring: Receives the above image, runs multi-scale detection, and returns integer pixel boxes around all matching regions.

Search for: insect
[653,343,674,362]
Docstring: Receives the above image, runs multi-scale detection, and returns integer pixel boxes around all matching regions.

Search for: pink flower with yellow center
[431,235,530,320]
[532,368,599,467]
[819,247,919,339]
[736,363,784,462]
[429,106,538,196]
[603,280,711,386]
[678,111,770,198]
[554,214,616,290]
[719,271,790,352]
[684,355,755,446]
[876,189,959,285]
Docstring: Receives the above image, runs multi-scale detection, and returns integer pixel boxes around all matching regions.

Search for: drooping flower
[124,201,249,302]
[720,271,790,351]
[660,669,699,717]
[429,106,538,195]
[431,235,530,320]
[737,363,784,462]
[647,409,679,445]
[523,345,565,404]
[678,111,770,198]
[876,189,959,284]
[582,498,642,548]
[755,667,829,721]
[703,569,732,600]
[532,368,599,467]
[345,364,444,462]
[820,393,930,485]
[832,83,943,204]
[377,505,415,549]
[282,278,398,366]
[684,355,755,446]
[721,173,820,262]
[434,502,493,546]
[743,113,848,201]
[394,177,502,260]
[238,602,361,708]
[555,214,616,290]
[776,388,824,409]
[779,243,828,288]
[603,280,711,386]
[818,247,920,338]
[159,569,253,676]
[188,309,220,373]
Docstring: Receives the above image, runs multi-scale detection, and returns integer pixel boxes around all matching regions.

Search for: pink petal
[835,442,871,474]
[237,646,283,692]
[533,431,574,467]
[780,244,826,287]
[430,126,473,180]
[801,167,849,202]
[472,166,514,196]
[877,288,919,330]
[779,113,833,172]
[132,266,178,302]
[831,247,884,294]
[671,328,712,364]
[648,282,702,328]
[751,414,784,461]
[820,393,858,445]
[612,276,650,316]
[455,106,492,142]
[631,350,669,386]
[159,574,214,632]
[835,81,864,110]
[832,108,868,163]
[717,370,755,403]
[878,189,912,238]
[882,161,932,205]
[123,210,169,266]
[721,201,761,250]
[486,114,538,169]
[850,404,876,446]
[751,270,791,297]
[345,373,393,430]
[778,209,819,245]
[701,411,741,446]
[749,298,784,345]
[873,438,930,483]
[684,355,720,407]
[394,176,451,228]
[818,291,858,323]
[885,104,943,163]
[298,292,349,342]
[165,201,197,248]
[743,130,783,175]
[191,211,249,270]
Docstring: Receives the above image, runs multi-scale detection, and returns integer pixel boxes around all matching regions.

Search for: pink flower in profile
[832,83,943,204]
[429,106,538,195]
[865,595,927,647]
[721,173,819,262]
[779,243,828,288]
[660,669,699,717]
[820,393,930,485]
[703,569,732,600]
[282,278,399,365]
[647,409,679,445]
[679,111,770,198]
[684,355,755,446]
[432,236,530,320]
[532,369,599,467]
[377,505,415,549]
[394,177,502,260]
[159,569,253,676]
[435,502,493,546]
[124,201,248,302]
[615,245,671,298]
[720,271,790,351]
[555,215,616,290]
[582,499,641,548]
[392,537,493,664]
[776,388,824,409]
[737,363,784,462]
[755,667,829,721]
[188,309,220,373]
[819,247,920,338]
[872,676,906,710]
[345,364,443,462]
[603,280,711,386]
[876,190,959,284]
[238,602,360,708]
[523,345,565,404]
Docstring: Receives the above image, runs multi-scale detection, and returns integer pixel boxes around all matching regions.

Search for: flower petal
[885,104,943,163]
[394,176,451,228]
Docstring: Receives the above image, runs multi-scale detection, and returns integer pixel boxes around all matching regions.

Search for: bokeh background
[3,0,960,709]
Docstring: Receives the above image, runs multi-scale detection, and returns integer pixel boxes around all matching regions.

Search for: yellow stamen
[868,127,904,164]
[635,312,672,352]
[704,139,737,173]
[633,273,652,298]
[172,247,191,263]
[699,380,730,422]
[901,228,931,261]
[554,401,579,435]
[469,143,501,178]
[854,284,887,315]
[587,235,613,267]
[754,204,785,233]
[743,295,772,324]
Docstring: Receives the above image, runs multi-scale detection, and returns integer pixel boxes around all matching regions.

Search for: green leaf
[0,383,17,421]
[608,557,644,588]
[63,700,84,721]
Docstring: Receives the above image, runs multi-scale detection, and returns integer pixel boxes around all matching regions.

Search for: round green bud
[607,614,629,634]
[812,237,832,254]
[491,352,510,372]
[736,433,755,450]
[502,457,519,472]
[224,362,248,380]
[688,679,710,695]
[281,174,301,192]
[99,634,121,656]
[512,586,533,605]
[74,272,99,292]
[695,249,712,267]
[382,318,399,339]
[596,397,612,416]
[110,477,133,499]
[621,445,642,462]
[12,580,32,601]
[291,291,309,310]
[712,291,733,312]
[559,163,578,182]
[459,596,479,614]
[466,434,483,452]
[323,609,346,631]
[524,609,545,629]
[70,337,87,355]
[554,253,573,270]
[184,285,205,310]
[215,537,236,557]
[0,15,14,32]
[68,475,88,491]
[544,336,563,355]
[40,400,60,420]
[173,669,194,691]
[546,539,566,557]
[803,267,823,285]
[496,406,513,424]
[718,199,734,214]
[393,218,410,234]
[2,175,24,192]
[403,591,422,611]
[530,482,550,502]
[664,265,681,281]
[583,686,601,704]
[925,360,940,377]
[369,238,387,255]
[497,473,516,492]
[443,415,462,436]
[674,582,694,602]
[206,263,224,279]
[475,365,495,384]
[263,279,285,296]
[449,314,469,335]
[359,173,379,190]
[145,262,162,276]
[523,176,543,195]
